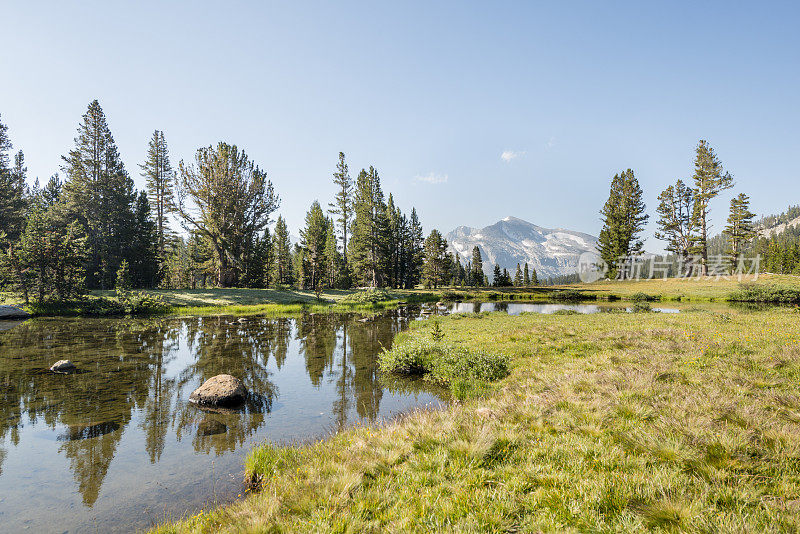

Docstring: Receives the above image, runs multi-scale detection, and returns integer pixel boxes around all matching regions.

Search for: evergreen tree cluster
[297,157,427,291]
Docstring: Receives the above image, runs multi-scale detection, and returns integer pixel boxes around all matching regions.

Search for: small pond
[0,310,443,533]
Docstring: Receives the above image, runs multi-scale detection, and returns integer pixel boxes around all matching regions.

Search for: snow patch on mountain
[445,216,598,279]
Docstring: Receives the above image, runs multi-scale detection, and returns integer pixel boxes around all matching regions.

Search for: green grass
[152,304,800,533]
[5,274,800,317]
[378,329,511,398]
[557,273,800,301]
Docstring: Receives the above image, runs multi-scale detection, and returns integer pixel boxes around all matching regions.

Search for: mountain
[759,214,800,238]
[445,216,598,280]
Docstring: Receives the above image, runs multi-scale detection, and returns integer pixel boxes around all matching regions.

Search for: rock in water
[50,360,77,374]
[0,305,30,320]
[190,374,247,407]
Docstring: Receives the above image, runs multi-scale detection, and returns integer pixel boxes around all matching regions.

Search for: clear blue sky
[2,1,798,247]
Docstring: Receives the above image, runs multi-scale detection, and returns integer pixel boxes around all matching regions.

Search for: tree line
[597,139,770,277]
[0,101,525,304]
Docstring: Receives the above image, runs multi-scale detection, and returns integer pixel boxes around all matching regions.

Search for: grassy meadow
[2,273,800,316]
[153,303,800,532]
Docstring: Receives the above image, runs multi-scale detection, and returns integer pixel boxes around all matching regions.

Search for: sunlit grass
[558,272,800,301]
[152,305,800,532]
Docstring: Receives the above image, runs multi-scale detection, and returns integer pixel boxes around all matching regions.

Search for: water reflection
[0,311,443,533]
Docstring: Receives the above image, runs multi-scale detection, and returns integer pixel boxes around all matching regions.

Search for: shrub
[630,292,657,303]
[378,336,510,387]
[727,283,800,304]
[548,289,590,301]
[117,291,171,315]
[340,288,393,304]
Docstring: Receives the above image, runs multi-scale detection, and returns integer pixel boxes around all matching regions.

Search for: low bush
[548,289,591,301]
[340,288,393,304]
[26,291,170,317]
[727,283,800,304]
[378,336,510,389]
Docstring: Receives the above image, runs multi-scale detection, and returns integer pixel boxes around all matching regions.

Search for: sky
[1,1,798,249]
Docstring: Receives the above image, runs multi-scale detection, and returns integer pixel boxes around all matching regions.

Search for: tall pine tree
[655,179,694,264]
[471,246,484,287]
[300,201,329,291]
[724,193,756,259]
[597,169,648,278]
[689,140,734,274]
[349,167,388,287]
[271,215,293,286]
[139,130,175,260]
[61,100,137,289]
[0,115,28,243]
[328,152,353,275]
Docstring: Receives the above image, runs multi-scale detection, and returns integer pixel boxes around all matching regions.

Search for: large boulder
[0,305,30,320]
[190,374,247,407]
[50,360,77,374]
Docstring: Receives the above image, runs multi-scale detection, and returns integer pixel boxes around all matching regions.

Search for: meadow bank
[3,273,799,318]
[152,303,800,532]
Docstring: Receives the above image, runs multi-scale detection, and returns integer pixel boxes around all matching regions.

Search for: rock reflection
[0,309,440,515]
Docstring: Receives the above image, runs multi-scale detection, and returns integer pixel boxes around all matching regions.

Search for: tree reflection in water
[0,309,439,515]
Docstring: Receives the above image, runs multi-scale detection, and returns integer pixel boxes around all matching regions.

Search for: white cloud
[414,172,448,184]
[501,150,525,162]
[545,137,556,150]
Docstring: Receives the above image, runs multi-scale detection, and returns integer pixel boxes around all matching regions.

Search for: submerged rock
[198,419,228,436]
[50,360,77,374]
[0,305,30,320]
[189,374,247,407]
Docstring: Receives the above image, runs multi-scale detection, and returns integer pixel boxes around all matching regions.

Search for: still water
[437,301,680,314]
[0,310,443,533]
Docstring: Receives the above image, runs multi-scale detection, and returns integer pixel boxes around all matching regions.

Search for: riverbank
[152,304,800,532]
[3,274,799,318]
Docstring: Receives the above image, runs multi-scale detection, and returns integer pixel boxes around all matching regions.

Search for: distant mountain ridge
[445,216,598,279]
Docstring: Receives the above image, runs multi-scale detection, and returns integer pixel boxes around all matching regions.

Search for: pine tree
[523,263,530,286]
[385,194,403,288]
[724,192,757,259]
[0,115,28,243]
[349,167,388,287]
[597,169,648,278]
[404,208,424,288]
[471,246,484,286]
[422,229,449,288]
[655,179,694,264]
[514,263,522,286]
[271,216,293,286]
[689,140,734,274]
[492,264,502,286]
[300,201,329,291]
[139,130,175,260]
[324,218,342,288]
[129,191,159,288]
[60,100,137,289]
[531,268,538,285]
[292,244,306,289]
[328,152,353,273]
